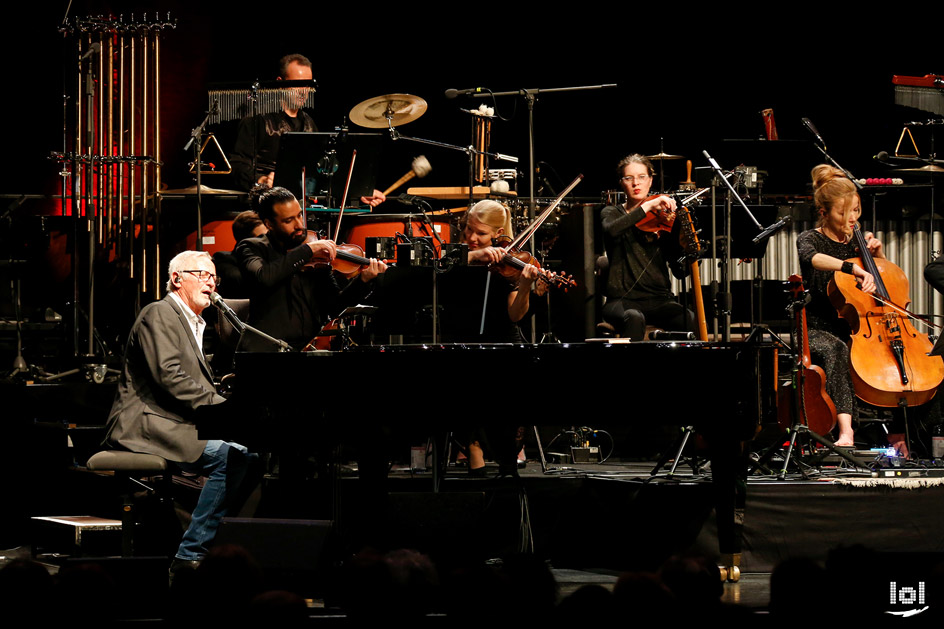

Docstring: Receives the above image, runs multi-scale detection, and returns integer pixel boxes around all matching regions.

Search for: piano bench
[86,451,174,557]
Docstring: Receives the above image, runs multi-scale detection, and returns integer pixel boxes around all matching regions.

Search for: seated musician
[236,186,387,351]
[449,199,540,475]
[601,154,693,340]
[213,202,268,299]
[454,199,541,340]
[102,251,256,577]
[925,255,944,295]
[796,164,882,447]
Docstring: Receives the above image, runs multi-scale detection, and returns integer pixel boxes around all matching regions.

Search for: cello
[829,225,944,407]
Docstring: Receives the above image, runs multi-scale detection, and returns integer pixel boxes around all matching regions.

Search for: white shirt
[169,291,207,355]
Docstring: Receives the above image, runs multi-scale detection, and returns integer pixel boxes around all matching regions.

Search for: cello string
[848,224,942,331]
[866,294,943,331]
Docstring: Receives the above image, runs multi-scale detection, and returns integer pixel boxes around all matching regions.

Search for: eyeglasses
[181,270,221,286]
[621,174,651,184]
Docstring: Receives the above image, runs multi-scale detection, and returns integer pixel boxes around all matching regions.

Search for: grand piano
[228,341,777,437]
[203,340,779,579]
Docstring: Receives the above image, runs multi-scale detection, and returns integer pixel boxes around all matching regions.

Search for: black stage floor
[372,457,944,572]
[10,455,944,619]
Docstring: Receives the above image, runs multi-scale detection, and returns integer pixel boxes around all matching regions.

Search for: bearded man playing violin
[236,186,386,350]
[601,153,694,341]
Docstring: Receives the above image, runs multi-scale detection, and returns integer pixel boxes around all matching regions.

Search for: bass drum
[341,213,452,263]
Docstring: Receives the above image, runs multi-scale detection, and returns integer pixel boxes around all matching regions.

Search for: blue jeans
[175,440,254,561]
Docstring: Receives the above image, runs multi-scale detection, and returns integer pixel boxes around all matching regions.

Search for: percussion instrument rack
[55,13,175,369]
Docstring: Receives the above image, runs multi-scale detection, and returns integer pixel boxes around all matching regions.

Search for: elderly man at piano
[102,251,256,579]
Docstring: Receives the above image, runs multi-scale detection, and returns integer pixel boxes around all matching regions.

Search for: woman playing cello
[796,164,882,447]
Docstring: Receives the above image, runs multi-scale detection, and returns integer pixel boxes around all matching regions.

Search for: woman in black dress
[796,164,882,447]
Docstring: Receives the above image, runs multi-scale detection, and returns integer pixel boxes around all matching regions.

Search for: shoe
[169,557,201,587]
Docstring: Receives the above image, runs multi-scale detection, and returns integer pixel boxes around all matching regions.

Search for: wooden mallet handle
[381,170,417,197]
[381,155,431,197]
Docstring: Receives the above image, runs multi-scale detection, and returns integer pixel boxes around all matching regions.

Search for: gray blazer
[103,295,226,463]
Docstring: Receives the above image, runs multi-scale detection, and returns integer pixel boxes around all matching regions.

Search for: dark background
[5,3,943,199]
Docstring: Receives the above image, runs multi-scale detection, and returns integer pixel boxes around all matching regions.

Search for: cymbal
[161,184,245,195]
[349,94,428,129]
[893,164,944,173]
[647,152,685,160]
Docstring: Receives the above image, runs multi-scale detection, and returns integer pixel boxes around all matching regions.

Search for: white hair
[166,250,213,293]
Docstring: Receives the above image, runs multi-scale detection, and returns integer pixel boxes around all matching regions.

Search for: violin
[302,230,380,279]
[487,235,577,291]
[479,174,583,292]
[634,194,677,234]
[301,148,385,280]
[635,170,737,234]
[829,225,944,407]
[302,317,344,352]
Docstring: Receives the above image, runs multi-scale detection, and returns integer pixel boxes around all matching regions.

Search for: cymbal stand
[4,258,28,377]
[703,151,763,341]
[386,118,514,208]
[887,120,943,337]
[535,240,561,344]
[468,84,615,341]
[386,115,513,344]
[183,101,219,252]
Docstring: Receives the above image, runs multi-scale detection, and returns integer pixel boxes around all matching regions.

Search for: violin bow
[333,149,357,239]
[850,224,943,331]
[508,174,584,251]
[866,294,943,332]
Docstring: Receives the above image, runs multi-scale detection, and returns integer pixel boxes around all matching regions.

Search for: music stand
[275,132,384,211]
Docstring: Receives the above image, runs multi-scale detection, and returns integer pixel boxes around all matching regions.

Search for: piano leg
[710,436,745,583]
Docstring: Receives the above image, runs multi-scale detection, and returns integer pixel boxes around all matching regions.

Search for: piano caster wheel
[721,565,740,582]
[718,553,741,582]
